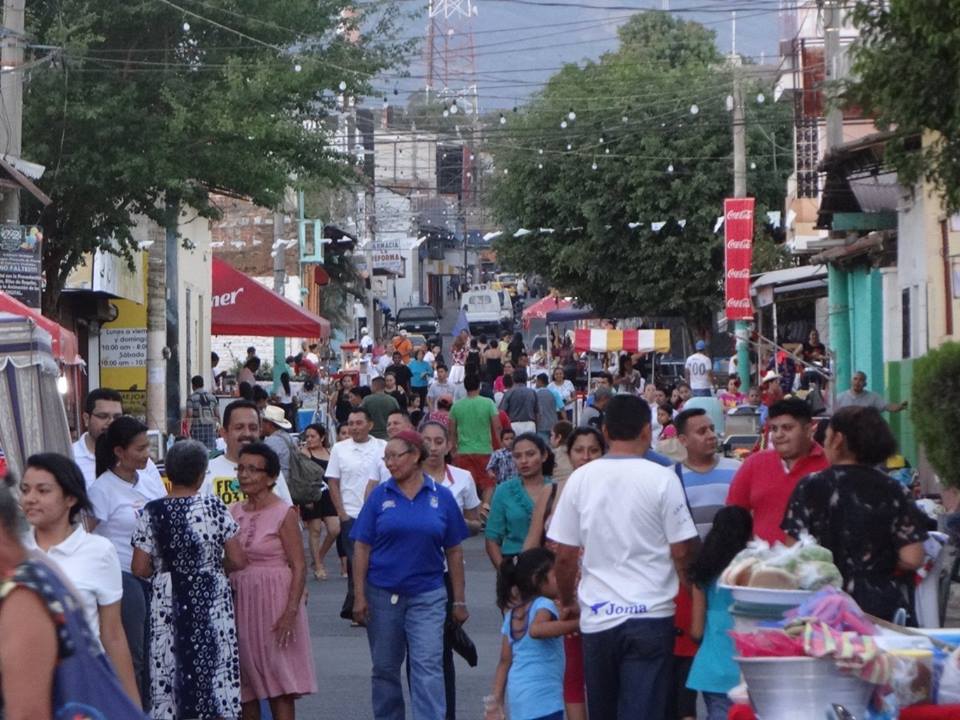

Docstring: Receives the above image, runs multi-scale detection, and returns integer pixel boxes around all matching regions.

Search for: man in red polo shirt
[725,398,828,543]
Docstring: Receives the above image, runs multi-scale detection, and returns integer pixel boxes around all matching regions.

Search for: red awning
[211,258,331,338]
[0,291,81,364]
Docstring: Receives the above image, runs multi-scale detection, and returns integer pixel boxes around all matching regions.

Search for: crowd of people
[0,318,934,720]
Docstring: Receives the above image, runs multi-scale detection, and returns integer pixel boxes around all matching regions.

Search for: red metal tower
[425,0,478,116]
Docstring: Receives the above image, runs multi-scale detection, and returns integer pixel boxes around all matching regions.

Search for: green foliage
[845,1,960,211]
[486,12,791,331]
[911,341,960,488]
[23,0,412,306]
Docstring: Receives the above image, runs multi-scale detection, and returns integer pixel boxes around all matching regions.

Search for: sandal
[313,568,327,581]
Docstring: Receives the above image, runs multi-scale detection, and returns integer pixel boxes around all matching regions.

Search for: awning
[573,329,670,354]
[0,313,73,480]
[546,306,597,323]
[751,265,827,290]
[522,295,573,320]
[0,292,81,364]
[211,258,331,338]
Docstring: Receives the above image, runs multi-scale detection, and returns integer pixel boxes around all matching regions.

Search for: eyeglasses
[237,464,268,475]
[383,450,413,463]
[90,412,123,421]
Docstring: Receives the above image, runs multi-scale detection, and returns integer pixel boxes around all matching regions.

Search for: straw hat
[262,404,292,430]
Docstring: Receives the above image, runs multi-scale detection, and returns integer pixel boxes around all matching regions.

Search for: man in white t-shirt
[684,340,714,397]
[548,394,699,720]
[71,388,162,488]
[201,400,293,505]
[325,406,387,620]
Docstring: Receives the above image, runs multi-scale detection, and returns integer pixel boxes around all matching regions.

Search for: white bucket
[736,656,874,720]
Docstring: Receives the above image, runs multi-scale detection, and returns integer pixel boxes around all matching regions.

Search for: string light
[182,22,190,31]
[338,80,347,91]
[293,63,302,72]
[567,109,576,121]
[499,113,506,125]
[560,120,567,129]
[538,163,543,169]
[690,104,699,115]
[566,143,572,151]
[667,164,674,173]
[756,93,765,104]
[591,161,598,171]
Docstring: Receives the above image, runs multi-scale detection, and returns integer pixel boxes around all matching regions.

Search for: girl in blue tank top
[687,506,754,720]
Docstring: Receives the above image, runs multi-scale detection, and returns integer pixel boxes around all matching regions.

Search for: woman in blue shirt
[484,433,555,569]
[408,348,433,411]
[352,429,470,720]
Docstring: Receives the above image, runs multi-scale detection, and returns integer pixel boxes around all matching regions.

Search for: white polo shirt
[25,525,122,645]
[89,469,168,572]
[547,456,698,633]
[325,437,387,518]
[200,454,293,506]
[436,465,481,514]
[71,433,163,490]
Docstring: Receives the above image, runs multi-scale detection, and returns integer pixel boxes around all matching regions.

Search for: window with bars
[796,118,820,198]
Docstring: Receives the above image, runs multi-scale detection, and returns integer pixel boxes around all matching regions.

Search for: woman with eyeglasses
[229,442,316,719]
[351,430,470,720]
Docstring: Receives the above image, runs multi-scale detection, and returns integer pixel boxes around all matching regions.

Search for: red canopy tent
[521,295,572,322]
[211,258,331,338]
[0,291,81,364]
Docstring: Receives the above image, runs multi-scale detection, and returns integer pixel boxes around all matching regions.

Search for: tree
[911,341,960,488]
[22,0,412,309]
[486,12,790,332]
[844,2,960,211]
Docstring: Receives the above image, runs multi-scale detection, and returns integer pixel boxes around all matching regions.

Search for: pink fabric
[230,500,317,702]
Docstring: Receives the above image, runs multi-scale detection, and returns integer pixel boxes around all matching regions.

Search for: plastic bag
[938,647,960,705]
[784,587,877,635]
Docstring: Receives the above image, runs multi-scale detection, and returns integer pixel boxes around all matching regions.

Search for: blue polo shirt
[351,476,469,596]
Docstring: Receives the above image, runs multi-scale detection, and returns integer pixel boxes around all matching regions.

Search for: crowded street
[4,1,960,719]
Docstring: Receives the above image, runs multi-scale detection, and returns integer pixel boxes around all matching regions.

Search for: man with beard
[201,399,292,504]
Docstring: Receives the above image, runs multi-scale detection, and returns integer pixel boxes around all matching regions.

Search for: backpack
[280,432,326,505]
[196,391,218,424]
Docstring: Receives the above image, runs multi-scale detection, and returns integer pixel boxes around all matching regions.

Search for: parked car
[395,305,440,337]
[462,286,513,335]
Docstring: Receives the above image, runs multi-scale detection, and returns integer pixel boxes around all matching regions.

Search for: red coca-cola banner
[724,197,755,320]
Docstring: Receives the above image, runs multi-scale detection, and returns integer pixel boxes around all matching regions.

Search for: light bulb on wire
[560,120,568,129]
[756,93,766,104]
[591,161,598,171]
[567,109,576,121]
[338,80,347,91]
[667,164,674,173]
[690,104,699,115]
[499,113,506,125]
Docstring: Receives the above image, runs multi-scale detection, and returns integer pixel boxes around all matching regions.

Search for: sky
[376,0,786,111]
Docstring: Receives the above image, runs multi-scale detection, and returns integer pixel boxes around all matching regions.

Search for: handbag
[282,433,326,505]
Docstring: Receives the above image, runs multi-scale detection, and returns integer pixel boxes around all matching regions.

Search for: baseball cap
[695,340,706,351]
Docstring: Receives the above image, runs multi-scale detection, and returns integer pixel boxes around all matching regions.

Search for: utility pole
[823,0,843,150]
[732,61,752,390]
[273,209,287,390]
[0,0,25,223]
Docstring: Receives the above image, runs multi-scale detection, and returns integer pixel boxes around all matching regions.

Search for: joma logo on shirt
[589,601,648,616]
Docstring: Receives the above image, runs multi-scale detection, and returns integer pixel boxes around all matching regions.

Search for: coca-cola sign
[724,198,755,321]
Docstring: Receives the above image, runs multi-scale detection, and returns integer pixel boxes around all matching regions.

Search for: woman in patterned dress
[132,440,246,720]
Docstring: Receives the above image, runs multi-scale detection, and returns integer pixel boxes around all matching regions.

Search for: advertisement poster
[723,198,756,321]
[100,253,148,421]
[0,224,43,308]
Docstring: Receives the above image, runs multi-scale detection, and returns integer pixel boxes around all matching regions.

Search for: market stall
[0,313,74,479]
[571,328,670,354]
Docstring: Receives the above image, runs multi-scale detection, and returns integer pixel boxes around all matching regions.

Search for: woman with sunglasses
[351,430,469,720]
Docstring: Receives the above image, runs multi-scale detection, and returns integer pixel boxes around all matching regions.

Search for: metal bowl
[736,656,874,720]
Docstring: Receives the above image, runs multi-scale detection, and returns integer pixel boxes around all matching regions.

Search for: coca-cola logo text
[725,238,751,250]
[726,209,753,221]
[726,268,751,279]
[726,297,752,309]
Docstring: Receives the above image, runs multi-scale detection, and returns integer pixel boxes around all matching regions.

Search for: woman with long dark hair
[485,433,554,570]
[21,453,140,706]
[782,406,929,620]
[299,423,340,581]
[89,416,167,703]
[277,371,297,429]
[507,332,525,366]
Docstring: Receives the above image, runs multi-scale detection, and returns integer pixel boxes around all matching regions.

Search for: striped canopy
[0,313,72,480]
[573,328,671,354]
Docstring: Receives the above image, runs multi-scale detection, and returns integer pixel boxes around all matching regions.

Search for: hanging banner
[0,225,42,308]
[724,198,755,320]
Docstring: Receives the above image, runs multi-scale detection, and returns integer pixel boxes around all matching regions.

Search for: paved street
[298,536,502,720]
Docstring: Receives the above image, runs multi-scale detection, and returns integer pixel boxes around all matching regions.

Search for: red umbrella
[0,291,81,364]
[211,258,331,338]
[521,295,572,321]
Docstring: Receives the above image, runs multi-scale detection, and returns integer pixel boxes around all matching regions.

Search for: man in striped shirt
[676,408,740,539]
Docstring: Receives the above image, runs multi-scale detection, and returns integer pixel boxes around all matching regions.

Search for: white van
[462,285,513,335]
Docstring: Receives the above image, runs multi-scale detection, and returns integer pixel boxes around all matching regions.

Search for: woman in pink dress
[229,442,316,720]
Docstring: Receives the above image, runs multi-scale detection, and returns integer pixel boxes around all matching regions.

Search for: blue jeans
[366,584,447,720]
[703,691,733,720]
[692,388,713,397]
[581,617,675,720]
